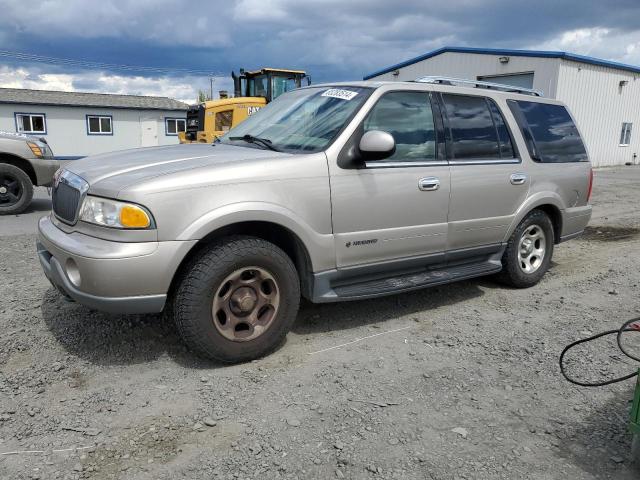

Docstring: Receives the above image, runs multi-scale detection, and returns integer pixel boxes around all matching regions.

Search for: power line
[0,49,225,77]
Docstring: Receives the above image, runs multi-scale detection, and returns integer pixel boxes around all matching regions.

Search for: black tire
[0,163,34,215]
[497,209,554,288]
[174,236,300,363]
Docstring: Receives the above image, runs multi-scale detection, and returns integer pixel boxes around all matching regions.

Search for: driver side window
[363,91,436,162]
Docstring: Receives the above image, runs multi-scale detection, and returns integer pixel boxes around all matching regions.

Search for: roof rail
[415,76,542,96]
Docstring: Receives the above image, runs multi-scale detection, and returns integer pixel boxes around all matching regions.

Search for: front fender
[176,201,335,272]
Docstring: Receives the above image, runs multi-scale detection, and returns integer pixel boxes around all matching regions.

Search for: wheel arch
[0,152,37,185]
[168,220,317,302]
[535,204,562,244]
[505,194,564,244]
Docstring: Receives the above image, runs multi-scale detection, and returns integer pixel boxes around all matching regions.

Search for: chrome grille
[52,182,81,223]
[52,170,89,224]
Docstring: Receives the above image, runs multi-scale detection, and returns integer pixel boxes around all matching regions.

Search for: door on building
[140,118,158,147]
[330,90,450,268]
[478,73,534,90]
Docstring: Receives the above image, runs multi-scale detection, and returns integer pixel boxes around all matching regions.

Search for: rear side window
[441,94,515,160]
[509,100,587,163]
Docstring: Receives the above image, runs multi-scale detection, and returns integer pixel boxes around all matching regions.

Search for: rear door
[329,90,450,268]
[440,93,529,251]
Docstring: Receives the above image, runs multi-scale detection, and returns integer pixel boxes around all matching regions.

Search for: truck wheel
[497,209,554,288]
[0,163,33,215]
[174,236,300,363]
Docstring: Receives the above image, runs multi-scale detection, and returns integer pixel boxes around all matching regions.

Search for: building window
[15,113,46,134]
[620,122,632,146]
[165,118,186,136]
[87,115,113,135]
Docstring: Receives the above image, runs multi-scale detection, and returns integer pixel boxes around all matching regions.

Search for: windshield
[219,86,371,153]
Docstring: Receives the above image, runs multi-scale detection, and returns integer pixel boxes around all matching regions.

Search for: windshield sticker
[321,89,359,101]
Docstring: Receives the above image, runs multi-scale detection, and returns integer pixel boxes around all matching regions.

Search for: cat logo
[247,106,262,116]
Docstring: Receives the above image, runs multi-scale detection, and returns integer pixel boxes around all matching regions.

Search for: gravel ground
[1,168,640,480]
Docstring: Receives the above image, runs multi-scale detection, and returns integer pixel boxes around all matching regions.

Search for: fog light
[65,258,81,287]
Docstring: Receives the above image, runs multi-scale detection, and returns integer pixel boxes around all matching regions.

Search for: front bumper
[37,215,196,314]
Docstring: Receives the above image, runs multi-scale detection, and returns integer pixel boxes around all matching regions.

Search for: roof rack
[415,76,542,96]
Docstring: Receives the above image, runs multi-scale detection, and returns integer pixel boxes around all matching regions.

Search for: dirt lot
[1,168,640,480]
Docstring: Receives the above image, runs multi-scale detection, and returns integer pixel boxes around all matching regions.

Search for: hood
[65,143,289,196]
[0,130,45,143]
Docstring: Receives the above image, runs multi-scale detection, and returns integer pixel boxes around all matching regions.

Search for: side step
[332,261,501,300]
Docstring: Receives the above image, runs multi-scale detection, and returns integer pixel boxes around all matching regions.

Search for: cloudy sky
[0,0,639,103]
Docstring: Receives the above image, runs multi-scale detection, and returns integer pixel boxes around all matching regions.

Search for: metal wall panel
[367,52,561,97]
[368,51,640,167]
[556,60,640,167]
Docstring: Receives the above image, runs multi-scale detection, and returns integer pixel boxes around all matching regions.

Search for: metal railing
[415,76,542,96]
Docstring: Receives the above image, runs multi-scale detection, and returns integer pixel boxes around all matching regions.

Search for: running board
[331,260,502,301]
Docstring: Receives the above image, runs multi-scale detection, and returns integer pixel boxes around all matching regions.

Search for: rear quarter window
[508,100,588,163]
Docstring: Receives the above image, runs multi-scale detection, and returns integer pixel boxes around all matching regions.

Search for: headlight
[27,141,53,159]
[79,196,154,229]
[27,141,44,158]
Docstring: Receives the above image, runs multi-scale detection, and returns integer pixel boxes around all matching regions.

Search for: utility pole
[209,76,215,100]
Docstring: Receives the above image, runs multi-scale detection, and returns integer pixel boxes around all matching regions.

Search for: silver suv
[0,131,58,214]
[37,78,592,362]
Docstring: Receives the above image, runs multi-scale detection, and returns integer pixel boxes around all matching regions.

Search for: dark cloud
[0,0,639,93]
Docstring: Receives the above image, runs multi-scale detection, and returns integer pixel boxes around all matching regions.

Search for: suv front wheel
[174,236,301,363]
[498,210,554,288]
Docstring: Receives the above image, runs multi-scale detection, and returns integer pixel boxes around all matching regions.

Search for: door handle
[510,173,528,185]
[418,177,440,191]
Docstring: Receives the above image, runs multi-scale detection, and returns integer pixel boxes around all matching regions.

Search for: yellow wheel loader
[179,68,309,144]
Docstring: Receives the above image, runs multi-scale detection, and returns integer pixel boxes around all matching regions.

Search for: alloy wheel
[212,266,280,342]
[0,173,22,207]
[518,224,546,274]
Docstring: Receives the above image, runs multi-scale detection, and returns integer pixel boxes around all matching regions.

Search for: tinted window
[364,91,436,161]
[442,94,500,159]
[510,100,587,163]
[487,100,515,158]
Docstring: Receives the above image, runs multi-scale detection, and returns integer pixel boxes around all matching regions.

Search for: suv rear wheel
[0,163,33,215]
[498,210,554,288]
[174,236,300,363]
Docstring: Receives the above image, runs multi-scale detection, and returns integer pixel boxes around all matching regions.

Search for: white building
[0,88,188,159]
[364,47,640,167]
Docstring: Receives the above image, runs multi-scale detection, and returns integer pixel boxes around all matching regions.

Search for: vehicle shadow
[291,278,486,336]
[551,385,638,478]
[41,279,487,369]
[21,195,52,214]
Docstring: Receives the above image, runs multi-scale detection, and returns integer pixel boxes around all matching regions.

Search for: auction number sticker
[321,89,359,100]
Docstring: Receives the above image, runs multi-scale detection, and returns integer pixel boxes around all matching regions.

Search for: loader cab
[232,68,310,103]
[178,67,310,144]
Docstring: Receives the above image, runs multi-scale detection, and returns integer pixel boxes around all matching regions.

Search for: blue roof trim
[363,46,640,79]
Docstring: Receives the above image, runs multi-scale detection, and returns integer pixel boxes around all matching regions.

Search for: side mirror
[359,130,395,161]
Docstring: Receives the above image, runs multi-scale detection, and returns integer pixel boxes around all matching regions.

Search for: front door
[439,93,530,251]
[330,90,450,268]
[140,118,158,147]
